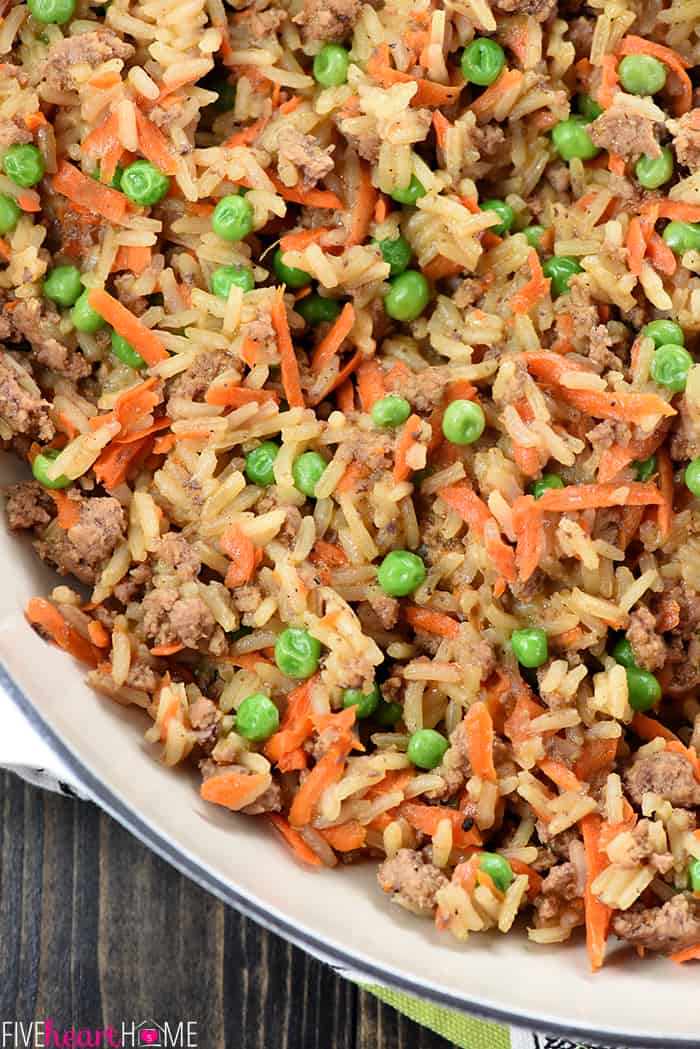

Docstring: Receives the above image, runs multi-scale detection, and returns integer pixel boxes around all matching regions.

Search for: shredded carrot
[288,714,357,827]
[398,802,483,849]
[309,350,363,407]
[618,35,692,115]
[630,712,679,745]
[405,606,460,639]
[508,858,543,899]
[439,483,516,582]
[393,413,423,483]
[26,597,100,667]
[597,53,619,108]
[87,620,110,648]
[503,686,545,742]
[220,524,262,588]
[512,400,542,479]
[205,383,278,407]
[268,173,344,210]
[240,337,259,368]
[626,215,647,276]
[278,95,302,114]
[311,302,356,373]
[320,821,367,852]
[16,189,40,213]
[469,68,523,119]
[223,116,268,148]
[347,161,377,247]
[88,69,121,89]
[538,758,584,793]
[657,447,674,540]
[646,199,700,223]
[200,770,270,810]
[575,739,619,783]
[536,481,664,512]
[336,460,370,493]
[279,227,331,253]
[114,377,162,432]
[153,433,176,455]
[268,815,323,866]
[581,814,612,972]
[82,112,122,178]
[670,943,700,964]
[270,287,304,408]
[510,249,550,314]
[150,642,186,657]
[646,231,677,276]
[50,491,81,529]
[511,494,544,583]
[93,434,154,491]
[265,676,318,771]
[87,288,168,366]
[310,540,348,568]
[608,151,626,177]
[422,255,463,280]
[356,357,385,411]
[464,701,497,782]
[111,244,152,275]
[373,194,389,224]
[432,110,451,150]
[134,109,178,175]
[0,238,9,261]
[367,44,462,107]
[52,160,128,224]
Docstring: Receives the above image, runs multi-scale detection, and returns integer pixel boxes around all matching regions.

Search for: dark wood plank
[0,771,452,1048]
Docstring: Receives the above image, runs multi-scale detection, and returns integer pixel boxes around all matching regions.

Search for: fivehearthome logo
[0,1018,198,1047]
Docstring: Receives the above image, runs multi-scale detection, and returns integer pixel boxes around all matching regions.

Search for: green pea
[292,451,327,497]
[390,176,426,206]
[377,235,412,277]
[313,43,350,87]
[662,221,700,254]
[511,627,548,668]
[480,198,514,237]
[274,627,321,679]
[43,265,82,307]
[377,549,426,597]
[577,93,603,121]
[441,399,485,445]
[688,858,700,892]
[70,289,106,333]
[211,193,254,242]
[407,728,448,770]
[634,455,657,482]
[642,319,684,348]
[685,457,700,497]
[245,441,279,486]
[479,853,514,892]
[650,344,693,393]
[371,395,411,429]
[551,117,599,162]
[296,293,341,325]
[542,256,582,297]
[235,693,280,741]
[273,247,311,289]
[626,666,661,711]
[210,265,254,299]
[32,448,71,489]
[111,331,145,369]
[120,160,169,206]
[460,38,505,87]
[635,146,674,190]
[2,143,45,188]
[522,225,545,249]
[530,474,564,499]
[0,193,21,235]
[384,270,430,322]
[343,683,380,718]
[28,0,74,23]
[618,54,667,96]
[611,636,637,668]
[374,700,402,727]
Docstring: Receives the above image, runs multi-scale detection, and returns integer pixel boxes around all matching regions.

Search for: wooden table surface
[0,771,453,1049]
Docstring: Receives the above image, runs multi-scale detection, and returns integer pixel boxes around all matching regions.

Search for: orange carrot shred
[311,302,356,373]
[52,160,128,224]
[367,44,463,107]
[537,758,584,793]
[597,54,619,108]
[271,288,304,408]
[201,771,270,810]
[51,491,81,529]
[26,597,100,667]
[87,289,168,365]
[581,814,612,972]
[347,161,377,247]
[469,68,523,119]
[88,620,110,648]
[220,524,262,588]
[439,483,516,582]
[134,109,178,175]
[404,606,460,639]
[464,701,497,782]
[279,227,331,253]
[398,802,483,849]
[511,249,550,314]
[511,494,544,583]
[268,814,323,866]
[150,642,186,657]
[670,944,700,964]
[618,35,691,115]
[393,413,423,483]
[288,716,357,827]
[356,357,385,411]
[536,481,664,512]
[320,821,367,852]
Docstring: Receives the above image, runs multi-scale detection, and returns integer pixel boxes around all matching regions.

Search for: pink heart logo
[140,1032,159,1045]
